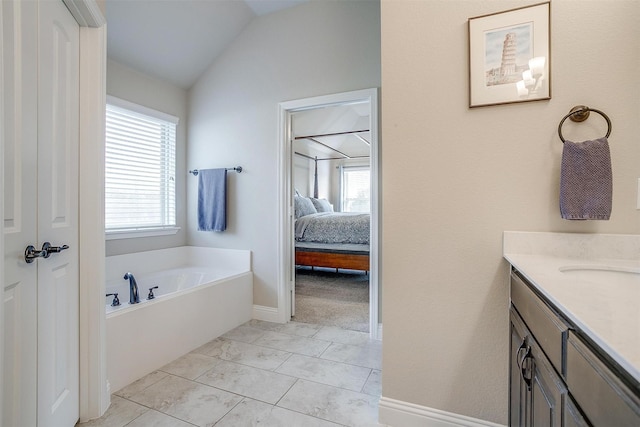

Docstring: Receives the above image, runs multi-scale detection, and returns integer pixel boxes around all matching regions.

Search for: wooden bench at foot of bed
[295,242,370,272]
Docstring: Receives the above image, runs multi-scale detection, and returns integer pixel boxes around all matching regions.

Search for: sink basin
[559,265,640,286]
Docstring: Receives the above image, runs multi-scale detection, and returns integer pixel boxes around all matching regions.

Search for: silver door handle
[41,242,69,258]
[24,242,69,263]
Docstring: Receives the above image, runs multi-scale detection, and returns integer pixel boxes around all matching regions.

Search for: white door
[3,1,80,426]
[37,1,80,425]
[3,2,39,425]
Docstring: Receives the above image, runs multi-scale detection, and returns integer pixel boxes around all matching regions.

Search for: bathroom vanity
[504,232,640,426]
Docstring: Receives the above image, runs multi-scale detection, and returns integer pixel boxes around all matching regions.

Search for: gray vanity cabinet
[510,269,640,426]
[510,307,565,426]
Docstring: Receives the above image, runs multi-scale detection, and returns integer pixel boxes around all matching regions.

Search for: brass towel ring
[558,105,612,143]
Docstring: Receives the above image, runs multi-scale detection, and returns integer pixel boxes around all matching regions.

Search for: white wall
[293,155,312,197]
[381,0,640,424]
[106,59,188,256]
[187,0,381,307]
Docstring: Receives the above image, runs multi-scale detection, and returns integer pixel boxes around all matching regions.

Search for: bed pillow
[294,195,317,219]
[310,198,333,213]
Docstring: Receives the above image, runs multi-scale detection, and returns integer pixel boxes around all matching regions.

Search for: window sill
[105,227,181,241]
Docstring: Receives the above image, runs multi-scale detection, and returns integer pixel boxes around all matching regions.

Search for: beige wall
[381,0,639,423]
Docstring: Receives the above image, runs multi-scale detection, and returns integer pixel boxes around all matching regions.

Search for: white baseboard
[252,304,283,323]
[379,397,506,427]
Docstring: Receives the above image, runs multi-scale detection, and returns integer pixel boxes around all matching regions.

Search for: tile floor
[79,320,384,427]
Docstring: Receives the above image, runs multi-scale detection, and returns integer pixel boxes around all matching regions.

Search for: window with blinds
[341,166,370,212]
[105,96,178,235]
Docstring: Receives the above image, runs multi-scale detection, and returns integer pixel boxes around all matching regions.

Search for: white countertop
[504,231,640,384]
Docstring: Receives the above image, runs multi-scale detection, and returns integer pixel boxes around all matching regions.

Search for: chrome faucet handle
[106,293,120,307]
[148,286,159,300]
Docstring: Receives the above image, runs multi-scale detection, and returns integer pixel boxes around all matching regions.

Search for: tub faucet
[124,272,140,304]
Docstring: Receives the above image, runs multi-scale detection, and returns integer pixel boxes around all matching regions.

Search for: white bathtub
[106,246,253,393]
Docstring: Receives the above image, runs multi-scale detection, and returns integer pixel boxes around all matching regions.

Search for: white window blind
[342,167,370,212]
[105,96,178,233]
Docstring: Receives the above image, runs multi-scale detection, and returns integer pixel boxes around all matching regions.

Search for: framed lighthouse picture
[468,2,550,108]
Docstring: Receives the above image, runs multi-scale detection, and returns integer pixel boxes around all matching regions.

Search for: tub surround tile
[276,354,371,391]
[77,395,148,427]
[362,370,382,396]
[278,379,380,427]
[192,337,292,370]
[216,398,342,427]
[114,370,169,399]
[221,325,266,343]
[124,409,194,427]
[253,330,331,357]
[195,359,297,404]
[320,341,383,370]
[128,374,242,427]
[314,326,373,346]
[159,353,221,380]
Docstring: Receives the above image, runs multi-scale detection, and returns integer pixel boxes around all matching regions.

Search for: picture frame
[468,2,550,108]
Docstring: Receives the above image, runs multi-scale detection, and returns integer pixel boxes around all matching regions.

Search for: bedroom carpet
[293,267,369,332]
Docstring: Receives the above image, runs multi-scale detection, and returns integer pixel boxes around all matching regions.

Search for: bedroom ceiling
[106,0,310,89]
[292,102,371,161]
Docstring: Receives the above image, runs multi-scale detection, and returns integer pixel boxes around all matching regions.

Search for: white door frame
[0,0,108,423]
[277,88,381,339]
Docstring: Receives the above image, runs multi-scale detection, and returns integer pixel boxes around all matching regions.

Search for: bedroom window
[105,96,178,239]
[341,166,370,213]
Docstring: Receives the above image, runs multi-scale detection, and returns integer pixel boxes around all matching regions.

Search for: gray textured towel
[198,168,227,231]
[560,137,612,220]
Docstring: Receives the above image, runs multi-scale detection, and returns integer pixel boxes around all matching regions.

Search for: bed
[294,195,370,271]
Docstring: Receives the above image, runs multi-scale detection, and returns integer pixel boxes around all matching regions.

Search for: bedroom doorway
[277,88,380,339]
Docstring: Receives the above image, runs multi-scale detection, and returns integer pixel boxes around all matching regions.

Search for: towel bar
[189,167,242,176]
[558,106,612,143]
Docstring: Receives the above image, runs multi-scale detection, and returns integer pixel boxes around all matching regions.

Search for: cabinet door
[510,309,531,426]
[564,394,591,427]
[510,307,566,427]
[529,348,564,427]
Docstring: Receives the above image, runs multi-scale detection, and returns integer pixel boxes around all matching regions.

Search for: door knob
[25,245,46,263]
[24,242,69,263]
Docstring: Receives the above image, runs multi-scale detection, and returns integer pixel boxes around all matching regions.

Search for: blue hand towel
[560,137,612,220]
[198,169,227,231]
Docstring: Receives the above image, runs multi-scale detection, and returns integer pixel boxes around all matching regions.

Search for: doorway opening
[277,88,380,339]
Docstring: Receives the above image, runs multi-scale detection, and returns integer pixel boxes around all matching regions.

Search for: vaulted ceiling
[106,0,309,89]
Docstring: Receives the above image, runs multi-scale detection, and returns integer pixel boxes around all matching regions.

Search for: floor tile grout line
[122,407,200,427]
[121,373,248,426]
[216,334,334,359]
[182,352,375,401]
[118,403,150,427]
[211,395,245,426]
[273,379,351,427]
[113,370,169,400]
[279,376,379,399]
[227,325,376,353]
